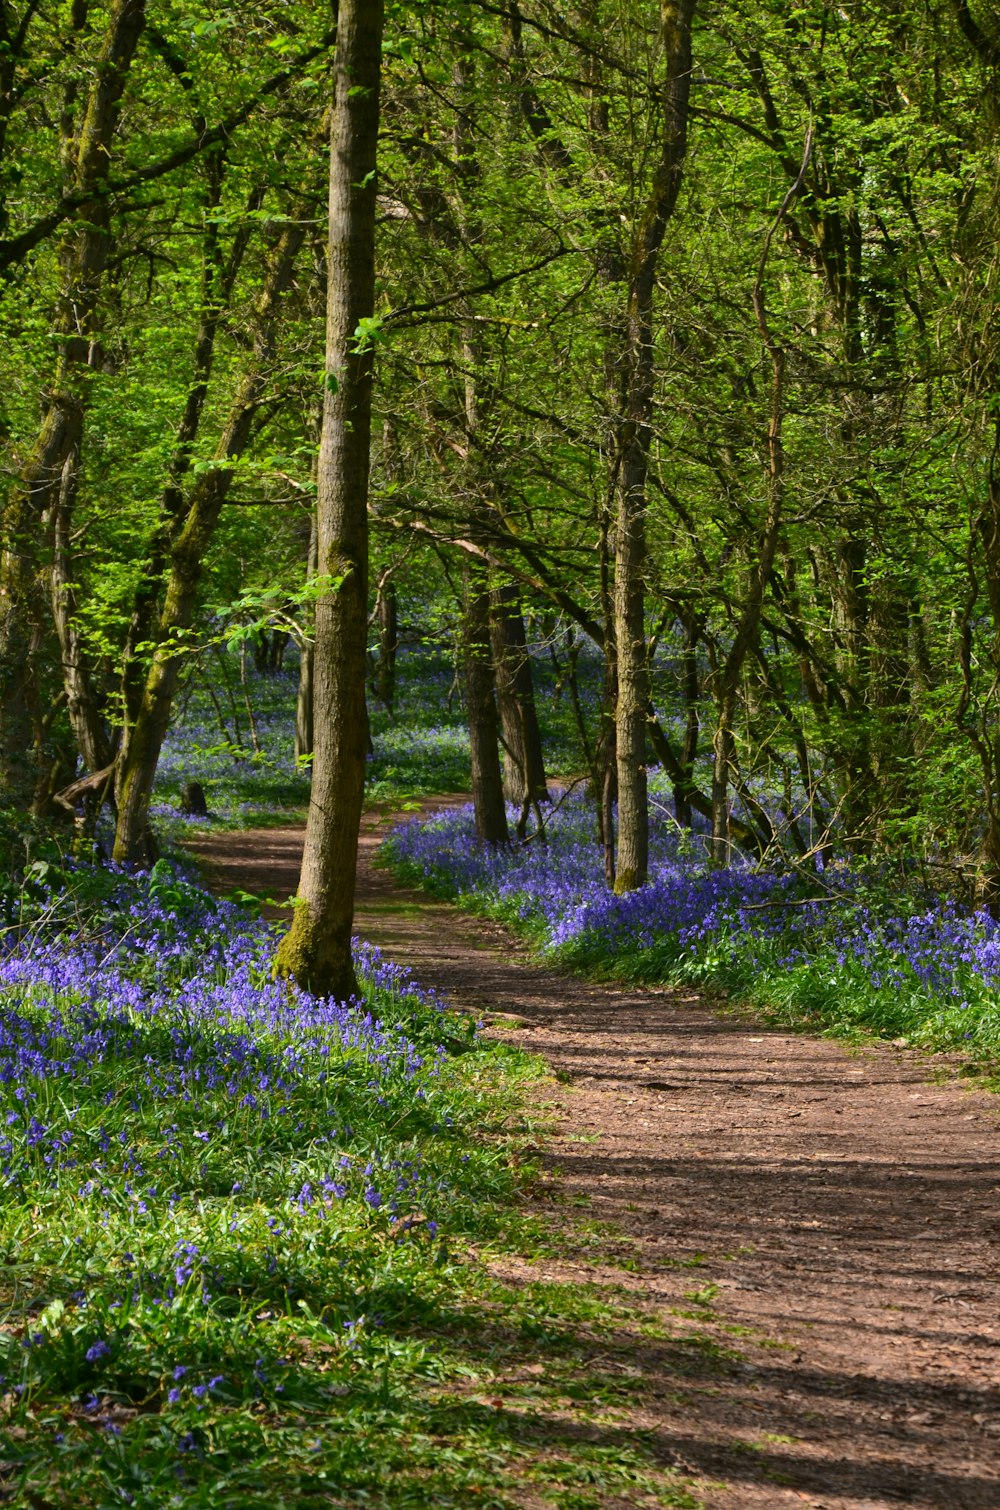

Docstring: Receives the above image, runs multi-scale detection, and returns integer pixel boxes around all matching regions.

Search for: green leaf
[351,315,384,354]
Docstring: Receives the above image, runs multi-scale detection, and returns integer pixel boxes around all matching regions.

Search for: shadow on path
[184,810,1000,1510]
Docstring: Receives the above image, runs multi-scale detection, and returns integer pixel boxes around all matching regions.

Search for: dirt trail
[184,811,1000,1510]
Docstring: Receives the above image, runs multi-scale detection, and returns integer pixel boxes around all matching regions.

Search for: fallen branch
[51,763,116,814]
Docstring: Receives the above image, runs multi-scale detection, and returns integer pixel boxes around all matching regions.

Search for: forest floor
[183,806,1000,1510]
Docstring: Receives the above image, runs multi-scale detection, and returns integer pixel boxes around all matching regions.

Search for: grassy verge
[381,800,1000,1069]
[0,862,701,1509]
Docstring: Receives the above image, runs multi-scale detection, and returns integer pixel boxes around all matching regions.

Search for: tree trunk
[597,503,618,886]
[612,0,695,892]
[0,0,146,803]
[0,400,82,806]
[273,0,384,999]
[960,456,1000,914]
[952,10,1000,907]
[447,40,508,845]
[465,565,509,845]
[490,584,547,805]
[51,451,112,776]
[375,573,398,713]
[710,687,739,867]
[613,451,650,891]
[268,631,288,672]
[295,508,318,763]
[113,220,305,862]
[675,611,700,827]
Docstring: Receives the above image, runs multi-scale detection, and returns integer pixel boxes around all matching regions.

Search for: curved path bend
[184,810,1000,1510]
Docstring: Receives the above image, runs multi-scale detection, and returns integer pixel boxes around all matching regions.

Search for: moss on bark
[273,902,359,1002]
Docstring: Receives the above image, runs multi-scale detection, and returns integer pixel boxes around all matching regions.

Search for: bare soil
[183,808,1000,1510]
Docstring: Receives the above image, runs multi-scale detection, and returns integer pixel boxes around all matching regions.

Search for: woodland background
[6,7,1000,1504]
[4,0,1000,896]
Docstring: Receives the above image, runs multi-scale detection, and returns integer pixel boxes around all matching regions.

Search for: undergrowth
[0,861,701,1509]
[382,794,1000,1065]
[151,651,474,832]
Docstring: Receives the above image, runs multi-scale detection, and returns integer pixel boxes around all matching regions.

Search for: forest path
[184,809,1000,1510]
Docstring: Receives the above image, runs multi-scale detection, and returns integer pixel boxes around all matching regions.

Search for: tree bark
[597,502,617,886]
[675,610,701,827]
[447,39,509,845]
[612,0,695,892]
[273,0,384,999]
[50,451,112,777]
[952,12,1000,907]
[960,453,1000,914]
[295,508,318,763]
[375,572,399,714]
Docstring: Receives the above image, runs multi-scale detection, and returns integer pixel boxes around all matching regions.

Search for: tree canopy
[2,0,1000,909]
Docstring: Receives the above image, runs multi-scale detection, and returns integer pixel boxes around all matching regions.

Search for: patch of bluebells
[367,723,469,793]
[0,861,465,1412]
[385,791,1000,1049]
[153,652,471,824]
[154,661,308,823]
[0,895,453,1182]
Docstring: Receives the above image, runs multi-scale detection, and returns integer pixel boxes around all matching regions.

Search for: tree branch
[0,26,337,272]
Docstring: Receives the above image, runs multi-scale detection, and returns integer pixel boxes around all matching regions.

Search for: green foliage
[3,0,997,881]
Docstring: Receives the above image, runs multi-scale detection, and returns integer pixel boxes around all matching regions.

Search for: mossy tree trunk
[273,0,384,999]
[0,0,146,805]
[295,509,318,763]
[50,451,113,779]
[113,219,305,863]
